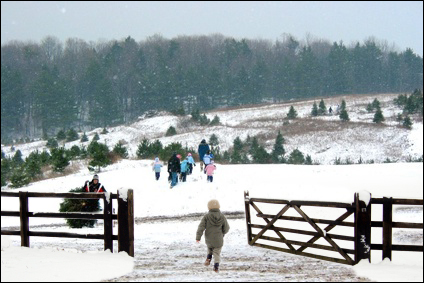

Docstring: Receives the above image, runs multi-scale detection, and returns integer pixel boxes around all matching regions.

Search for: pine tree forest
[1,34,423,141]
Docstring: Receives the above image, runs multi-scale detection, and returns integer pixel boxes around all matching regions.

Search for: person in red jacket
[84,174,107,192]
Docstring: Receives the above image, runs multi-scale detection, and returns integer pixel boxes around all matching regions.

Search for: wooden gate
[244,191,372,265]
[245,191,423,265]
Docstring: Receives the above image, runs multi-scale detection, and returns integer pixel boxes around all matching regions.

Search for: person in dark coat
[198,139,210,172]
[83,174,106,193]
[167,152,181,188]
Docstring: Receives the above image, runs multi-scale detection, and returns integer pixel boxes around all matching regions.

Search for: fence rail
[245,191,423,265]
[1,190,134,257]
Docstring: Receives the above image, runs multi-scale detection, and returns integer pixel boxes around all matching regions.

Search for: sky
[1,1,423,56]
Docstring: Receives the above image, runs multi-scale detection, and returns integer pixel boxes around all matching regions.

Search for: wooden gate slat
[252,243,351,265]
[249,204,290,246]
[297,210,353,253]
[292,205,354,265]
[250,202,296,251]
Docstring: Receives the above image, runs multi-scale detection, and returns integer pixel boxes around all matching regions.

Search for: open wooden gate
[244,191,369,265]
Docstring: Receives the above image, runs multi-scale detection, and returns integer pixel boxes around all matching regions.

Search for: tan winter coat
[196,209,230,248]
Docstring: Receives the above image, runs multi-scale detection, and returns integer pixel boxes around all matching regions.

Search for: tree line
[1,34,423,142]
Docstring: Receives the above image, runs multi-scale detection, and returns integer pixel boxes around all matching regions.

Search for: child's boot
[213,263,219,273]
[204,254,212,266]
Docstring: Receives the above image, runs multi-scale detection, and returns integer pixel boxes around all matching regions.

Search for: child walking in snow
[180,157,189,182]
[186,153,196,175]
[152,157,163,180]
[196,199,230,273]
[204,160,216,182]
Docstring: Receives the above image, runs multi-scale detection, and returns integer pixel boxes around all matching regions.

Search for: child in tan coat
[196,199,230,273]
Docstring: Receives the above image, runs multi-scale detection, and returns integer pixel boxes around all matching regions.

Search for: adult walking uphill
[168,152,181,189]
[198,139,210,172]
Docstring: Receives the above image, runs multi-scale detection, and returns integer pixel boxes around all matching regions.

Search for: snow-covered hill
[2,93,422,166]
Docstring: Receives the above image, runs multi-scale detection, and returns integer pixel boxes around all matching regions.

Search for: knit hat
[92,174,99,181]
[207,199,220,210]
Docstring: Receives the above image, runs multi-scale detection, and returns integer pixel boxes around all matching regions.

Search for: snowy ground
[1,161,423,282]
[1,93,423,281]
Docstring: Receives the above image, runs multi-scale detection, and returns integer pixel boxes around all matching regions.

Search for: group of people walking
[81,138,227,273]
[152,139,217,188]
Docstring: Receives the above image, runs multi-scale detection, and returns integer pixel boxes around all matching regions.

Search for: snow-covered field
[1,93,423,282]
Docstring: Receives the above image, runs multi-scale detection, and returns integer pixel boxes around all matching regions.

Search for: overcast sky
[1,1,423,56]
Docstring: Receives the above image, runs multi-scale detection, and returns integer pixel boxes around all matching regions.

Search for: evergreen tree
[46,138,58,149]
[12,150,24,166]
[339,109,350,121]
[209,134,219,147]
[271,130,285,163]
[66,128,79,142]
[339,99,349,121]
[251,145,271,164]
[92,133,100,141]
[165,126,177,136]
[233,137,244,151]
[56,130,66,141]
[318,99,327,115]
[311,102,319,117]
[199,114,210,125]
[373,108,385,123]
[249,137,260,156]
[340,99,347,111]
[231,137,245,164]
[402,116,413,129]
[25,151,43,180]
[286,106,298,119]
[159,142,185,161]
[150,140,163,157]
[50,147,70,172]
[9,166,30,188]
[59,187,101,228]
[209,115,221,126]
[68,145,82,160]
[305,155,313,165]
[113,142,128,158]
[87,141,111,172]
[287,149,305,164]
[80,132,89,142]
[372,98,381,110]
[191,109,201,121]
[136,139,151,159]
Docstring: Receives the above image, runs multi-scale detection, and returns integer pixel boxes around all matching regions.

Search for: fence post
[354,192,371,264]
[103,193,113,252]
[244,191,252,245]
[118,189,134,257]
[19,191,30,247]
[382,197,393,261]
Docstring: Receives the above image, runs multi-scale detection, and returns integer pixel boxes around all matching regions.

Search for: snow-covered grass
[1,161,423,281]
[1,93,423,281]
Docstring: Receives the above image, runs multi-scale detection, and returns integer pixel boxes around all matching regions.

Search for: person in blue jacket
[198,139,210,172]
[180,157,189,182]
[152,157,163,180]
[186,153,196,175]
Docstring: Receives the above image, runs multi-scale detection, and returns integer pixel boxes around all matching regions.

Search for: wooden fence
[1,189,134,257]
[244,191,423,265]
